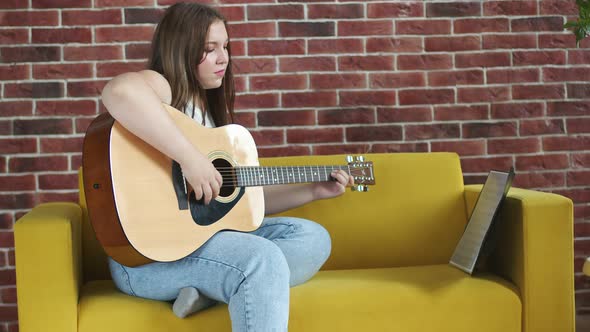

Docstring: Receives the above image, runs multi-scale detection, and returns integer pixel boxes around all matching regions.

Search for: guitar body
[83,105,264,267]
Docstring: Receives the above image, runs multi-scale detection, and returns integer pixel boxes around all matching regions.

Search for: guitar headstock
[346,155,375,192]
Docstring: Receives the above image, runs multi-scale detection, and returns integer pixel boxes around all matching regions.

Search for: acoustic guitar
[82,104,375,267]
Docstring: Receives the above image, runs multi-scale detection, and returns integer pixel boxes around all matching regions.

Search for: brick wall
[1,0,589,330]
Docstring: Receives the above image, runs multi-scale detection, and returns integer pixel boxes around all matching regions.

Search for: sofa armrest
[464,185,575,332]
[15,202,83,332]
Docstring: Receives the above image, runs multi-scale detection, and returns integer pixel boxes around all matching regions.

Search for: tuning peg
[351,184,368,192]
[346,155,354,163]
[355,156,365,162]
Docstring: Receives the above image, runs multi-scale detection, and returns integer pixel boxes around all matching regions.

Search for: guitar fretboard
[235,165,349,187]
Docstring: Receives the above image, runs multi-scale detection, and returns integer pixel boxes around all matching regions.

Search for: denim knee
[240,237,290,290]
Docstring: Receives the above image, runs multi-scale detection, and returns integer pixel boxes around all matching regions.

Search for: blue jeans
[108,217,332,332]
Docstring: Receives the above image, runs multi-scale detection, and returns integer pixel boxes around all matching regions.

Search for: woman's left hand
[312,170,354,200]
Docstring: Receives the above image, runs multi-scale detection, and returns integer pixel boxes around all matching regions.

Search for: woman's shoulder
[137,70,172,105]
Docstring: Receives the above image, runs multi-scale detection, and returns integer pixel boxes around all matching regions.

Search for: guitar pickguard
[189,187,245,226]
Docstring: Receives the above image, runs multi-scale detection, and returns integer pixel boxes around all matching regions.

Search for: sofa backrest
[78,152,468,281]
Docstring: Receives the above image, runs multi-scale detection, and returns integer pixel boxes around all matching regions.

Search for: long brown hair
[148,2,235,125]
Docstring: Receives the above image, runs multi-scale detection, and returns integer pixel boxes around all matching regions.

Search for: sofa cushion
[79,264,520,332]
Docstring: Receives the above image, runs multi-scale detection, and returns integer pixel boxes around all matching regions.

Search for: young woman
[101,2,353,331]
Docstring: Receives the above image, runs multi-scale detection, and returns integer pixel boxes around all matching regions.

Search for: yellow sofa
[15,152,575,331]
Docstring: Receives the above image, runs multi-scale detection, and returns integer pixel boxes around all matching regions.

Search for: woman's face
[197,20,229,89]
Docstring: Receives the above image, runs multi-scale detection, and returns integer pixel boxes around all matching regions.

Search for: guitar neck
[234,165,349,187]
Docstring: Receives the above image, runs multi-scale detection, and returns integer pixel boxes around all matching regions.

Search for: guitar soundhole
[212,158,235,197]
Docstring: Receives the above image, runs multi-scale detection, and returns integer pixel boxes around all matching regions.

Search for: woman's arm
[263,170,352,215]
[101,70,222,204]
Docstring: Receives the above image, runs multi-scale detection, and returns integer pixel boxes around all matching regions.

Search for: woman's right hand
[180,152,222,205]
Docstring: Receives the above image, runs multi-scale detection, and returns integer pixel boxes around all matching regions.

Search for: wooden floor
[578,314,590,331]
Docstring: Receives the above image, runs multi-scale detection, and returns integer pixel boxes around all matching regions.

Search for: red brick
[463,122,517,138]
[371,142,429,153]
[377,106,431,123]
[95,0,151,6]
[234,93,279,110]
[96,61,147,78]
[0,158,5,173]
[520,119,565,135]
[312,144,372,156]
[511,16,564,32]
[62,9,122,25]
[14,118,72,135]
[287,128,343,144]
[488,138,541,154]
[250,75,307,91]
[512,84,564,100]
[258,146,310,158]
[492,102,544,119]
[0,101,32,117]
[312,74,366,90]
[482,34,537,49]
[425,36,481,52]
[458,87,510,103]
[0,0,28,8]
[338,20,393,36]
[396,19,451,35]
[0,175,35,191]
[125,43,151,59]
[283,92,336,108]
[229,41,246,57]
[37,100,96,116]
[33,0,91,8]
[64,45,123,61]
[70,154,83,170]
[248,4,303,20]
[124,8,164,24]
[456,52,510,68]
[232,112,255,128]
[279,57,335,72]
[487,68,539,84]
[399,89,454,105]
[0,46,60,62]
[398,54,452,70]
[311,4,363,19]
[366,37,422,53]
[516,154,569,171]
[340,91,396,107]
[280,22,334,37]
[426,2,481,17]
[0,121,11,136]
[543,68,590,82]
[67,80,108,97]
[5,82,64,98]
[9,156,68,172]
[575,221,590,238]
[0,194,35,210]
[339,55,394,71]
[367,2,423,18]
[95,26,154,42]
[405,124,460,140]
[572,153,590,169]
[541,0,579,15]
[513,50,566,66]
[0,28,29,45]
[248,40,304,56]
[33,63,93,79]
[232,58,276,74]
[460,156,513,173]
[539,34,577,48]
[228,22,275,39]
[544,136,590,151]
[1,287,17,304]
[250,129,284,146]
[32,28,91,43]
[38,173,82,190]
[0,138,36,154]
[217,6,245,22]
[554,189,590,204]
[428,70,483,86]
[319,108,375,125]
[346,125,402,142]
[568,83,590,99]
[431,140,486,156]
[483,1,537,16]
[567,118,590,134]
[434,105,489,121]
[258,110,315,126]
[0,10,59,26]
[0,304,17,322]
[370,72,424,89]
[40,137,84,153]
[37,192,79,204]
[569,50,590,65]
[309,38,364,54]
[454,18,509,33]
[512,172,565,189]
